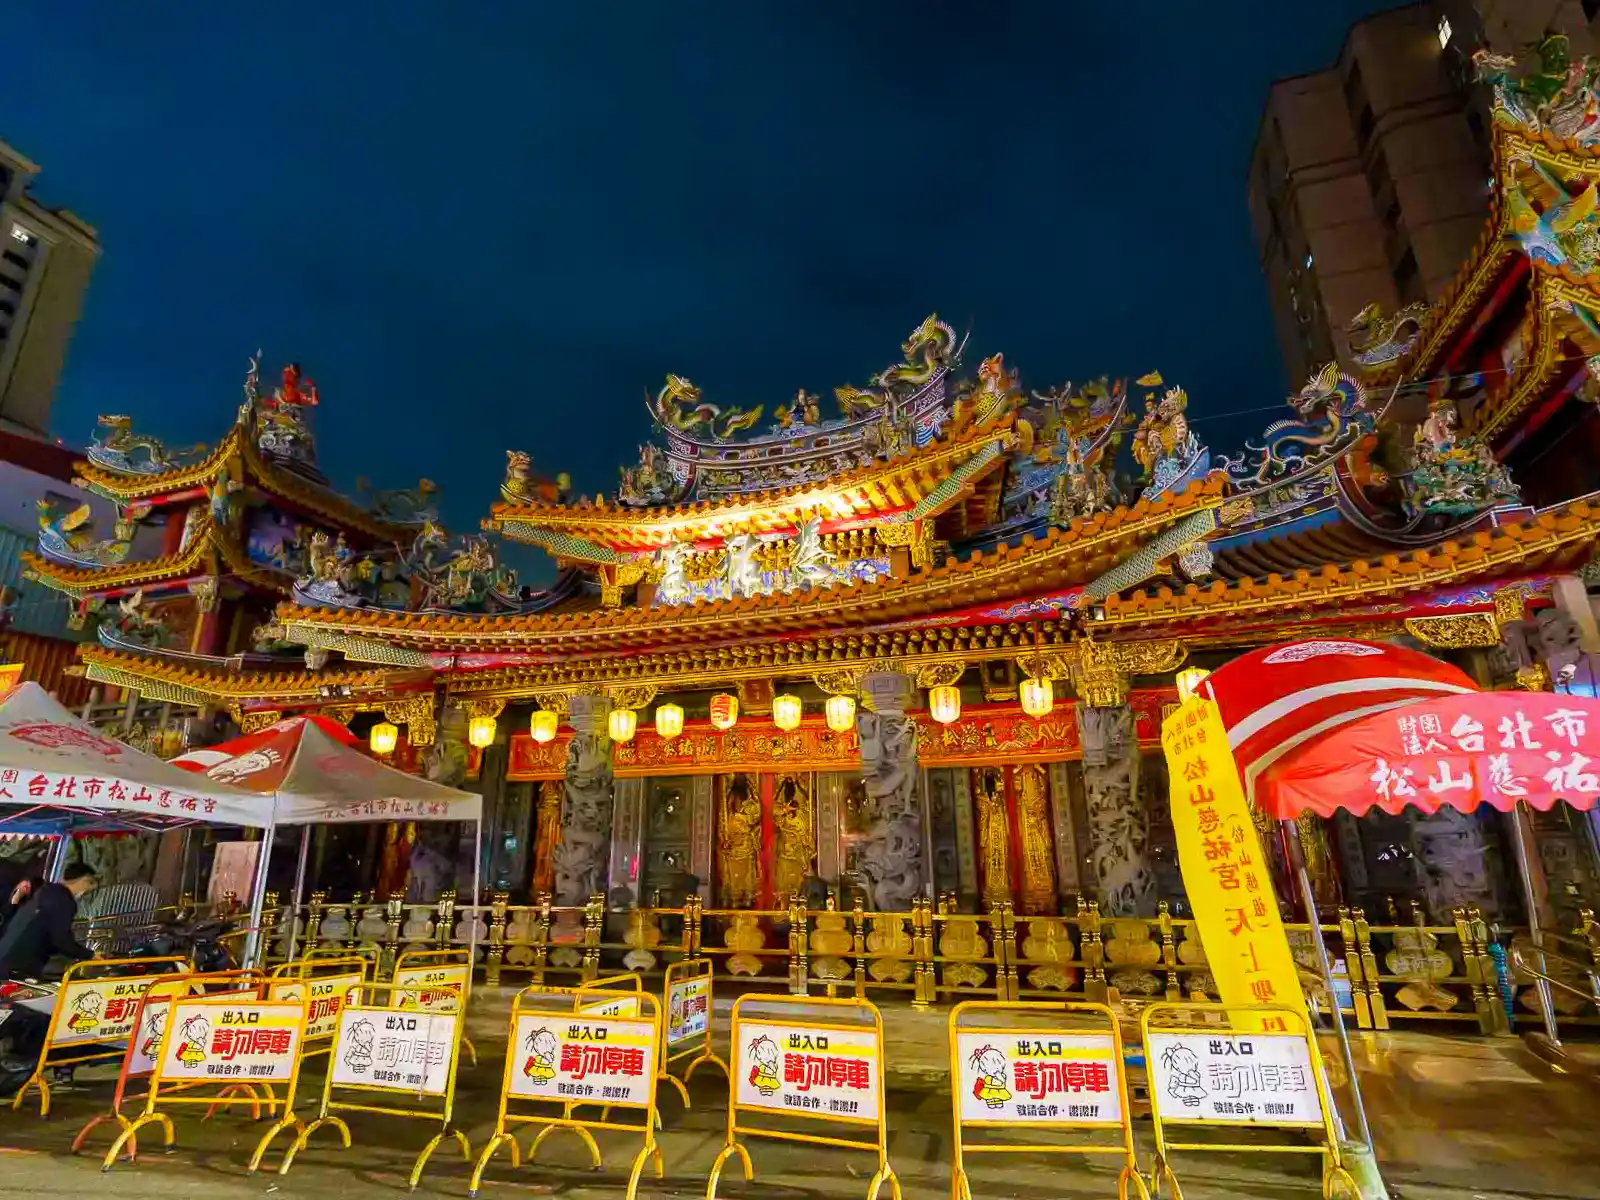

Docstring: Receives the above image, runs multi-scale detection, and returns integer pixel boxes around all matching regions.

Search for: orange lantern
[1020,677,1053,717]
[655,702,684,740]
[825,694,856,733]
[709,693,739,730]
[929,685,961,725]
[529,709,558,743]
[608,707,638,743]
[468,715,497,748]
[369,721,399,756]
[772,693,803,731]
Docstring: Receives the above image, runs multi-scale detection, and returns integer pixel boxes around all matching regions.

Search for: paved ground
[2,991,1598,1199]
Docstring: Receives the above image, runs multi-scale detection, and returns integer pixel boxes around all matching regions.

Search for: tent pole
[242,823,275,969]
[287,825,311,962]
[1508,802,1561,1046]
[468,817,483,978]
[1282,819,1372,1151]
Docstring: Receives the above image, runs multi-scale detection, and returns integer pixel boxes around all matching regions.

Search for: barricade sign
[394,948,478,1067]
[660,958,728,1107]
[469,984,665,1199]
[269,954,369,1052]
[1141,1001,1359,1200]
[72,970,264,1163]
[276,980,472,1188]
[949,1000,1145,1200]
[707,995,899,1200]
[102,994,312,1173]
[11,955,190,1118]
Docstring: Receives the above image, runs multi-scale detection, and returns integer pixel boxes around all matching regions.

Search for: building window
[0,298,13,317]
[1437,15,1452,48]
[1394,246,1423,303]
[7,225,32,246]
[0,274,21,294]
[1366,149,1394,203]
[1304,252,1314,270]
[1,249,30,274]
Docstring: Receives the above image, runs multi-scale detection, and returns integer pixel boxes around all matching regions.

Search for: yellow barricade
[102,990,313,1173]
[268,953,371,1058]
[393,947,479,1067]
[469,983,665,1199]
[707,994,899,1200]
[949,1000,1147,1200]
[12,954,190,1117]
[276,979,472,1188]
[661,957,728,1107]
[1140,1001,1359,1200]
[73,968,265,1163]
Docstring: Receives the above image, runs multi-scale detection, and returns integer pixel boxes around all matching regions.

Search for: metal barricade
[469,983,665,1199]
[276,979,472,1188]
[1140,1001,1358,1200]
[101,990,313,1173]
[267,953,371,1059]
[661,957,729,1106]
[949,1000,1146,1200]
[11,954,190,1117]
[706,994,899,1200]
[393,946,479,1067]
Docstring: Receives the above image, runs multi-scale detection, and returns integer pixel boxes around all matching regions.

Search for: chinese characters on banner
[667,976,711,1045]
[1161,698,1307,1032]
[734,1021,881,1122]
[156,1001,303,1083]
[1147,1032,1323,1126]
[54,976,159,1045]
[394,965,468,1013]
[510,1015,656,1107]
[955,1032,1123,1125]
[269,974,363,1040]
[329,1008,455,1095]
[0,766,221,816]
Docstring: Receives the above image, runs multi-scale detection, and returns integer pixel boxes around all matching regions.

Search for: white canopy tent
[172,715,483,964]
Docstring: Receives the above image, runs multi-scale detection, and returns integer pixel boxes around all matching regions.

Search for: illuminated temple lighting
[529,709,558,744]
[369,721,399,756]
[655,702,684,740]
[929,685,961,725]
[825,694,856,733]
[772,693,803,731]
[1019,677,1053,718]
[1175,667,1211,704]
[468,714,497,749]
[608,707,638,743]
[709,693,739,730]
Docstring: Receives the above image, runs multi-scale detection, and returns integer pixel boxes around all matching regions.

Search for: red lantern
[710,693,739,730]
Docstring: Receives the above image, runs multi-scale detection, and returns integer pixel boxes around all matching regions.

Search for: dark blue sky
[13,2,1388,537]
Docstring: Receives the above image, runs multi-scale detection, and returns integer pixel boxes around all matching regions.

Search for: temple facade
[28,42,1600,1029]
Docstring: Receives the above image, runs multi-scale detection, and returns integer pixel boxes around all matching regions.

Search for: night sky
[12,2,1391,549]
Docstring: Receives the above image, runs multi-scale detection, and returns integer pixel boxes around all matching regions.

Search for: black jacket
[0,883,92,979]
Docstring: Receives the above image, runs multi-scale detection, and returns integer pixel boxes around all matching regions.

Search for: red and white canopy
[172,714,480,825]
[1201,639,1479,807]
[0,682,272,828]
[1256,690,1600,819]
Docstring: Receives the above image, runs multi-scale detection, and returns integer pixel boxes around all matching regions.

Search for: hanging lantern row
[369,721,399,756]
[825,693,856,732]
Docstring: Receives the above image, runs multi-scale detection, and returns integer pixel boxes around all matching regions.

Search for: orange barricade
[469,983,664,1199]
[706,994,899,1200]
[660,957,728,1107]
[102,990,313,1173]
[11,955,190,1117]
[277,979,472,1189]
[949,1000,1147,1200]
[72,968,265,1163]
[1141,1001,1359,1200]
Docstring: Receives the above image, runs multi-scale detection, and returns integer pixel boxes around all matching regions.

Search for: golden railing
[247,892,1600,1033]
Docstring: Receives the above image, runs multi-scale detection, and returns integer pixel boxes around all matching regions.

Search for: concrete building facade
[0,140,99,435]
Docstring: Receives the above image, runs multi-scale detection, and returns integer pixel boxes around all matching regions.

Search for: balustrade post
[789,898,810,996]
[436,891,456,951]
[1337,907,1372,1030]
[486,890,509,986]
[1354,907,1388,1030]
[307,890,328,953]
[1158,901,1180,1001]
[1080,897,1107,1002]
[581,892,604,981]
[381,891,405,975]
[531,892,552,988]
[849,897,867,1000]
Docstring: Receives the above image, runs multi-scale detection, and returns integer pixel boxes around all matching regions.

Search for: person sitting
[0,864,98,981]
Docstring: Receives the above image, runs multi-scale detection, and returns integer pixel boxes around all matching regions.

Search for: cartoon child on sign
[968,1045,1012,1109]
[1161,1044,1206,1108]
[747,1035,780,1096]
[522,1028,557,1084]
[669,991,685,1033]
[138,1005,165,1062]
[176,1015,210,1067]
[343,1018,376,1074]
[66,989,104,1034]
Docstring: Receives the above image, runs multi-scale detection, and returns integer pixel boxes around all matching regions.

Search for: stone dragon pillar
[854,671,925,911]
[1076,705,1156,917]
[552,694,614,908]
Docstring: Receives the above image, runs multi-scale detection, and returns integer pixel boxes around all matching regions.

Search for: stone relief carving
[553,704,614,906]
[1077,706,1155,917]
[855,695,923,912]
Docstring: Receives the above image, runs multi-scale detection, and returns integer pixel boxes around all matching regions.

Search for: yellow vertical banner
[1161,698,1306,1032]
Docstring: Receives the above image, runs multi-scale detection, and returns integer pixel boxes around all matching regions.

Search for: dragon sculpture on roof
[1221,363,1372,490]
[1475,35,1600,147]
